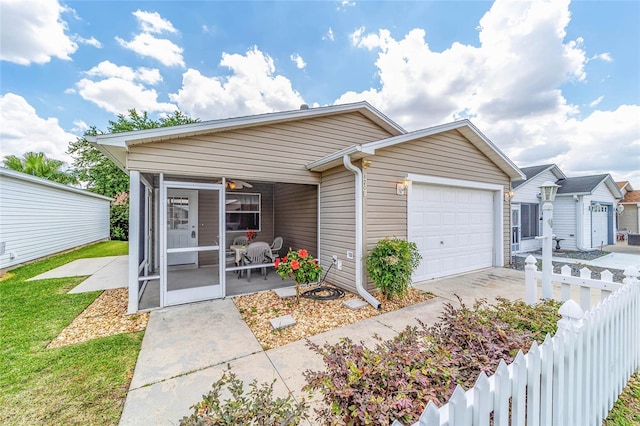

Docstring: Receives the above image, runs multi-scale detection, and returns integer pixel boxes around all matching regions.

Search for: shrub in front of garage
[366,238,421,300]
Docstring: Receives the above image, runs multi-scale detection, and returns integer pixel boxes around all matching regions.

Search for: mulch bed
[233,283,434,350]
[47,288,149,348]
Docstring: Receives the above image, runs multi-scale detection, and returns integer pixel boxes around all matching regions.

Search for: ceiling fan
[217,179,253,190]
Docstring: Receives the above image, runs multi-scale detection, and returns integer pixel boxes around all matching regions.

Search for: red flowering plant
[245,229,257,243]
[275,248,322,303]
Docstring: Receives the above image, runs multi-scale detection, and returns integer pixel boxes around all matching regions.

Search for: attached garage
[408,176,503,281]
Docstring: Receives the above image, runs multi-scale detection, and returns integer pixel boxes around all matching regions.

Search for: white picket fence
[406,258,640,426]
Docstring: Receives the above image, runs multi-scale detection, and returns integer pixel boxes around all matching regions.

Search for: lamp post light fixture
[540,180,559,298]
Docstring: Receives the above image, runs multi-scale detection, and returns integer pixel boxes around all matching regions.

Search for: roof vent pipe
[342,154,382,309]
[300,104,309,110]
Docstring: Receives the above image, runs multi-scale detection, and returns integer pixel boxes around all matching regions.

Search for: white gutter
[342,155,381,309]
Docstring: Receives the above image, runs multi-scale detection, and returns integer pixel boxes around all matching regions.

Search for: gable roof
[621,189,640,203]
[307,119,526,181]
[88,102,406,170]
[617,181,629,190]
[512,164,567,189]
[555,174,622,198]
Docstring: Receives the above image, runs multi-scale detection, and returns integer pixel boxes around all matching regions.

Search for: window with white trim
[226,193,260,231]
[521,203,540,239]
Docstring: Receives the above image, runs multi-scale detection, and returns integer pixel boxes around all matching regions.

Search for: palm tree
[2,152,77,185]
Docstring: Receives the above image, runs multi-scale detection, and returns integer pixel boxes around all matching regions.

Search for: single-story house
[617,181,639,234]
[0,167,111,271]
[89,102,525,313]
[511,164,622,253]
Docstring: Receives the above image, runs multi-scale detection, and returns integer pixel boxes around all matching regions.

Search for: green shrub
[366,238,421,299]
[110,202,128,241]
[303,297,562,425]
[180,365,309,426]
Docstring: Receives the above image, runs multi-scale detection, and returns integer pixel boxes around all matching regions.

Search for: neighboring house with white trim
[617,181,640,234]
[511,164,622,253]
[89,101,525,313]
[0,167,111,270]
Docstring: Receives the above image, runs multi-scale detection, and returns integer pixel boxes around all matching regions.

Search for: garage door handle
[440,241,444,244]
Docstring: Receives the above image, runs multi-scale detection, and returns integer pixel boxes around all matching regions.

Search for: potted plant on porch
[275,249,322,304]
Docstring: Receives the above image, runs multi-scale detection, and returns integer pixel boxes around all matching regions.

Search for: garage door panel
[410,183,496,281]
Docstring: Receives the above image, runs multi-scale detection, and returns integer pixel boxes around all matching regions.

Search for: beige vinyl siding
[619,204,638,233]
[274,184,318,257]
[319,166,357,293]
[365,129,511,273]
[127,113,393,184]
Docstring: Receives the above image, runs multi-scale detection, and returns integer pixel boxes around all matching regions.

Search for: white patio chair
[233,235,248,246]
[242,242,273,282]
[270,236,283,258]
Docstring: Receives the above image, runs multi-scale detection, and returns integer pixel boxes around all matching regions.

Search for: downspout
[343,155,381,309]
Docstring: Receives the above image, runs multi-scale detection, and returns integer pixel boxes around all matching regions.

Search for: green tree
[2,152,77,185]
[68,109,199,240]
[67,109,198,198]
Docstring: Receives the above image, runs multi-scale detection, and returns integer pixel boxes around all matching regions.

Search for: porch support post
[128,170,140,314]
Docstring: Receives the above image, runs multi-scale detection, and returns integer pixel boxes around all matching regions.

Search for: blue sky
[1,0,639,186]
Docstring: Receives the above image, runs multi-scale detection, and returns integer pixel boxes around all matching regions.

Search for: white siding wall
[0,169,111,269]
[512,170,558,252]
[552,196,578,250]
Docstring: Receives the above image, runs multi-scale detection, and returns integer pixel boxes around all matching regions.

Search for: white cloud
[169,46,305,120]
[0,0,78,65]
[132,10,177,34]
[85,60,162,85]
[335,0,638,185]
[0,93,75,162]
[337,1,356,11]
[290,53,307,69]
[116,10,184,67]
[72,35,102,48]
[71,120,89,133]
[589,96,604,108]
[76,61,174,114]
[323,27,335,41]
[590,52,612,62]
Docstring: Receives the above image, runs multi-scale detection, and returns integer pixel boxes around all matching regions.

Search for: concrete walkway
[119,268,532,425]
[27,255,128,293]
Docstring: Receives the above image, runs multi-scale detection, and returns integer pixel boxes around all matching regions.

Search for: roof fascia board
[516,164,567,190]
[0,167,113,201]
[599,175,623,199]
[91,102,405,148]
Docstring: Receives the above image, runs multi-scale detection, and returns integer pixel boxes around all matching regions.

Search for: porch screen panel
[138,181,145,265]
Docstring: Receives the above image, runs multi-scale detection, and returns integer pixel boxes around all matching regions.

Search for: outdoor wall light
[396,178,410,196]
[539,181,559,203]
[504,189,515,201]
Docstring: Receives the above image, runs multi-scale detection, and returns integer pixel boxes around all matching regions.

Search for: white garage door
[409,184,495,281]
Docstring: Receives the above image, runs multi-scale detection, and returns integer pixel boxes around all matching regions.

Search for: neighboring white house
[0,168,111,270]
[511,164,622,253]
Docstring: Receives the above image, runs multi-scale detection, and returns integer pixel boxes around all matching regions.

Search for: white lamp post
[540,181,559,298]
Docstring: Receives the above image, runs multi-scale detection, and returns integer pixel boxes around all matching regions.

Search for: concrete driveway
[119,268,529,425]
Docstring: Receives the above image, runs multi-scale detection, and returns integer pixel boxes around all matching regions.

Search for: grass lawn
[0,241,143,425]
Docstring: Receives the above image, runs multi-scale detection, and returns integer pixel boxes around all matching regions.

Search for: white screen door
[161,181,224,306]
[167,189,198,266]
